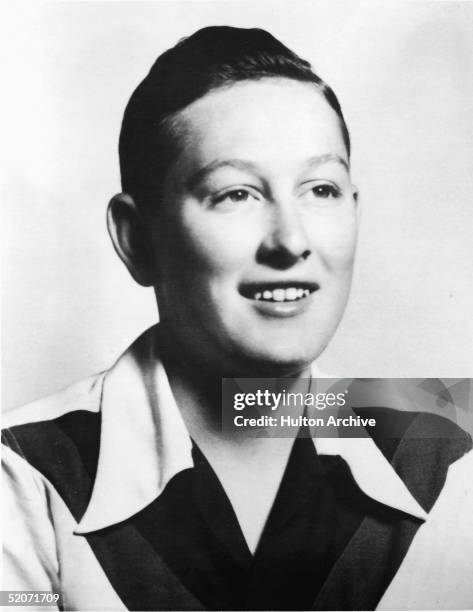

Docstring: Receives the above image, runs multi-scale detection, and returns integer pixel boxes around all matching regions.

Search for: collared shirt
[2,326,473,610]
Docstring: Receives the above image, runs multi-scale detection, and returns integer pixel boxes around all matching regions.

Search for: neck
[155,325,311,447]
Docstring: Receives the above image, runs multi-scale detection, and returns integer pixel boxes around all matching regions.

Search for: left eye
[310,184,341,199]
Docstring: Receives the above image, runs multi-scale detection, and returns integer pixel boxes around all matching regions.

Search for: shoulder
[2,372,105,430]
[357,406,472,511]
[2,372,106,521]
[1,373,108,594]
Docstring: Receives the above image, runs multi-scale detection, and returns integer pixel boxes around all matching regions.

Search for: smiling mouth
[239,282,319,303]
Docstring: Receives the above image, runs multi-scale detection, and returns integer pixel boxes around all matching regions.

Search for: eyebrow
[304,154,349,172]
[185,159,261,191]
[185,154,349,191]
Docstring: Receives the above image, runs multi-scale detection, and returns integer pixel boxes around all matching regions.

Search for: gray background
[3,0,473,410]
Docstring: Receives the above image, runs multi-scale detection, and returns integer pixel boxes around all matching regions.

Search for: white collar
[76,327,427,533]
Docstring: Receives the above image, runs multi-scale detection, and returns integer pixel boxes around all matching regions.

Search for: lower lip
[248,292,316,318]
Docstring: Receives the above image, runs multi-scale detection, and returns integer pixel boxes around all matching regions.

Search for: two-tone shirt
[2,327,473,610]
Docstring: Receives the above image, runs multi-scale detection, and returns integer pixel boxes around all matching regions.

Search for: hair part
[119,26,351,210]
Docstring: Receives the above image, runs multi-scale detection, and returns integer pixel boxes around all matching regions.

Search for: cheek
[311,210,358,272]
[171,207,260,280]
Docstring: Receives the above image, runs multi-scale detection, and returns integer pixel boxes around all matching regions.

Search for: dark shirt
[128,432,420,610]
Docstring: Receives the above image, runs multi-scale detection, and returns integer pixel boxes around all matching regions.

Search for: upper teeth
[254,287,311,302]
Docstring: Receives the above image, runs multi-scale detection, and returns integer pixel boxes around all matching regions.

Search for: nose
[257,200,311,269]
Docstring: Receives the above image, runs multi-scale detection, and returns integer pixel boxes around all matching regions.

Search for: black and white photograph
[2,1,473,610]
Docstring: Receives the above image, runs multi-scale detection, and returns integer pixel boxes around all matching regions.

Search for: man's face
[149,78,358,374]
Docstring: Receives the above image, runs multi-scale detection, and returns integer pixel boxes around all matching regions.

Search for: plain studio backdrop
[2,0,473,410]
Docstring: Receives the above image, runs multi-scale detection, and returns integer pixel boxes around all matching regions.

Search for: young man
[2,27,472,611]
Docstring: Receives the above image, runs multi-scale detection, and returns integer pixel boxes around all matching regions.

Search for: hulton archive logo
[221,378,472,438]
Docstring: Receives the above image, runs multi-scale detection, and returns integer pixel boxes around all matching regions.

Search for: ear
[352,184,361,222]
[107,193,155,287]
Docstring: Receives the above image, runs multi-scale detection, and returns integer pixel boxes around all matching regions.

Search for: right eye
[210,188,260,208]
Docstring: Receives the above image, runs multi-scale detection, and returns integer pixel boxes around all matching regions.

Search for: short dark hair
[119,26,350,210]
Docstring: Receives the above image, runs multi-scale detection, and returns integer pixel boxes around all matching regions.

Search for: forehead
[173,78,348,173]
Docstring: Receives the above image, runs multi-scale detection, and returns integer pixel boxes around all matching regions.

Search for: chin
[227,334,329,377]
[220,298,344,374]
